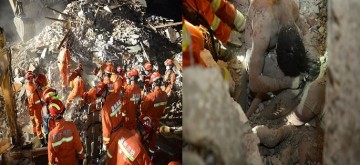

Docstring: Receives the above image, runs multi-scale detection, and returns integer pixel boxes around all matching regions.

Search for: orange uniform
[111,73,124,93]
[144,74,151,89]
[164,70,176,94]
[48,118,84,165]
[182,20,207,67]
[108,128,153,165]
[26,81,43,138]
[57,48,71,87]
[168,161,182,165]
[123,83,142,130]
[183,0,245,43]
[68,71,78,87]
[101,92,124,147]
[81,87,97,111]
[66,76,85,108]
[140,86,168,151]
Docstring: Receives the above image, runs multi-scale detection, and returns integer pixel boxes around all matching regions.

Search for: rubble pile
[245,0,328,164]
[296,0,328,57]
[1,0,182,159]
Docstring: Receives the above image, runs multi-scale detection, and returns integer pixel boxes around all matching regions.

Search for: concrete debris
[183,66,262,165]
[318,26,325,34]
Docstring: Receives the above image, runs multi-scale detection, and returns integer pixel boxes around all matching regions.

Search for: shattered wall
[323,0,360,164]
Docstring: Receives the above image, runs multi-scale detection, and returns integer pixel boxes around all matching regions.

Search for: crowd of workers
[25,43,179,164]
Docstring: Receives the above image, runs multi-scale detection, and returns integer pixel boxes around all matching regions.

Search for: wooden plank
[154,22,182,29]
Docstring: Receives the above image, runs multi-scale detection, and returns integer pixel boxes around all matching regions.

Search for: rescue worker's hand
[227,30,242,47]
[102,144,107,151]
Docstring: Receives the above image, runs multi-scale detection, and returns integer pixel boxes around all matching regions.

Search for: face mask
[166,66,172,70]
[145,70,149,75]
[126,79,131,85]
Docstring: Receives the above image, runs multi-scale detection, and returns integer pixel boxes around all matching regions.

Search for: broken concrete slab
[183,66,261,165]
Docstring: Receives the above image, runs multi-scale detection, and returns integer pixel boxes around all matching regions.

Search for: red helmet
[131,69,139,77]
[144,62,152,71]
[35,74,48,88]
[42,87,57,103]
[116,66,122,74]
[164,59,174,66]
[104,62,114,73]
[25,71,34,80]
[139,115,152,133]
[49,99,65,117]
[150,72,161,84]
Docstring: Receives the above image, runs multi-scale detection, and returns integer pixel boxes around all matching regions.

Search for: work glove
[227,30,242,47]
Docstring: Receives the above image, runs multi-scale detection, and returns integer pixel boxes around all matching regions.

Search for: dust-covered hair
[276,24,320,78]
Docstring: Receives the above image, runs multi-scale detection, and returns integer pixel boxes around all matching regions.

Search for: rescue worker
[140,72,168,155]
[163,59,176,96]
[98,61,114,80]
[111,66,124,94]
[41,87,61,144]
[123,69,142,131]
[182,0,246,46]
[182,20,207,67]
[66,66,85,109]
[142,62,153,94]
[117,66,126,79]
[80,87,97,112]
[47,99,85,165]
[138,115,153,150]
[57,42,71,89]
[25,71,46,146]
[96,81,124,163]
[103,112,154,165]
[68,64,83,86]
[124,70,132,89]
[34,73,49,90]
[114,127,154,165]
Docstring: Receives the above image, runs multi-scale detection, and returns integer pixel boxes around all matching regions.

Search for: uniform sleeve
[102,105,112,145]
[48,132,56,164]
[140,96,151,116]
[72,79,80,95]
[72,124,85,159]
[65,49,71,68]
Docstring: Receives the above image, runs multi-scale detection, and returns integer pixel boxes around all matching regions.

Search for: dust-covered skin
[245,0,302,93]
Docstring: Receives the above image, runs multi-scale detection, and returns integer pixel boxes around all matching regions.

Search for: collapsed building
[0,0,182,164]
[183,0,330,164]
